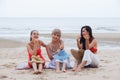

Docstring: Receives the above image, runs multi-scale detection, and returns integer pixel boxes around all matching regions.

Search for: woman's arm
[27,43,37,55]
[40,40,47,47]
[46,44,54,60]
[59,40,64,50]
[89,39,97,49]
[39,40,54,60]
[40,40,53,60]
[85,35,97,49]
[27,38,39,55]
[76,35,82,49]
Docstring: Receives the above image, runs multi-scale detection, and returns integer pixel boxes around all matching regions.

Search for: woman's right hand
[76,35,81,42]
[33,39,38,43]
[33,39,39,51]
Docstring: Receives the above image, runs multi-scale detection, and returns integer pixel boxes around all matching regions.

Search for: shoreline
[0,33,120,40]
[0,33,120,49]
[40,33,120,41]
[0,38,25,48]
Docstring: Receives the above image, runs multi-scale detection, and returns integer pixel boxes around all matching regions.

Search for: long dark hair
[30,30,37,41]
[80,25,94,50]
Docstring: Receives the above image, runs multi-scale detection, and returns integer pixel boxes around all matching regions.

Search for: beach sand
[0,33,120,80]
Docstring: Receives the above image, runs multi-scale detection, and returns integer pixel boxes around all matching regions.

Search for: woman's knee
[84,50,91,53]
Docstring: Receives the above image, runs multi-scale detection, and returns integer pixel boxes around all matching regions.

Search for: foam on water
[0,17,120,36]
[0,17,120,49]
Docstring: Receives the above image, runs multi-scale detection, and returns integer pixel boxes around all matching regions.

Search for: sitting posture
[47,28,71,72]
[71,25,99,72]
[27,30,48,74]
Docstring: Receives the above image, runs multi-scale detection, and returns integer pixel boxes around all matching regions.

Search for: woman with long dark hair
[71,25,99,72]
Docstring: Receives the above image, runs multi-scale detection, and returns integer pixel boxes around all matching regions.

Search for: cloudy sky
[0,0,120,17]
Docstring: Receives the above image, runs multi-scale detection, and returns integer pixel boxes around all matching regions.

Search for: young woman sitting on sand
[71,25,99,72]
[27,30,48,74]
[46,28,71,72]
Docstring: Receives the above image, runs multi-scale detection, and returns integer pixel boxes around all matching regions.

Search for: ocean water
[0,17,120,49]
[0,17,120,37]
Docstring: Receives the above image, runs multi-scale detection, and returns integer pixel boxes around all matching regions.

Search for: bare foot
[33,71,39,74]
[75,68,82,73]
[78,69,82,72]
[62,70,66,73]
[71,69,75,72]
[38,71,42,74]
[56,70,61,73]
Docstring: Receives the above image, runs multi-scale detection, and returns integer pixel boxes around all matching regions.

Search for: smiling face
[51,29,61,42]
[30,30,39,41]
[80,25,93,41]
[82,28,89,38]
[52,33,61,42]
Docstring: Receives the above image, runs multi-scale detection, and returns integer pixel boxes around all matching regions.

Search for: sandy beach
[0,33,120,80]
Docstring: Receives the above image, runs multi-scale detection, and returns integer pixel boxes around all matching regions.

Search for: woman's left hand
[84,35,89,40]
[59,45,64,50]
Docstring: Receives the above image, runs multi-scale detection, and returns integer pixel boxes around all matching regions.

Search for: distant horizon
[0,17,120,34]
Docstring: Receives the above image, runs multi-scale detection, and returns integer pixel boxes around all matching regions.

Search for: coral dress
[89,47,97,54]
[27,48,45,68]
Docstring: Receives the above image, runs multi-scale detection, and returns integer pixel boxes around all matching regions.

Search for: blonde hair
[52,28,61,37]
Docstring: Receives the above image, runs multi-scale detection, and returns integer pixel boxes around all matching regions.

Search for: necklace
[51,42,60,52]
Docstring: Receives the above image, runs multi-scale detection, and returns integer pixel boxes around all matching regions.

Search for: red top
[27,48,45,68]
[89,47,97,54]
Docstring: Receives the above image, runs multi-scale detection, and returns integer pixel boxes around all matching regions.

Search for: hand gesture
[33,39,38,43]
[76,34,81,42]
[84,35,89,40]
[33,39,39,51]
[59,45,64,50]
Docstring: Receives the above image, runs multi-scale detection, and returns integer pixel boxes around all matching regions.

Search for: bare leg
[75,60,87,72]
[32,63,38,74]
[55,61,60,72]
[72,61,78,71]
[38,63,42,73]
[62,62,66,72]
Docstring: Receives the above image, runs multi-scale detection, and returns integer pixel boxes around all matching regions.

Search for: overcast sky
[0,0,120,17]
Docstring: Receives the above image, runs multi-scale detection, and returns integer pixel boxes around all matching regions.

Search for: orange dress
[27,48,45,68]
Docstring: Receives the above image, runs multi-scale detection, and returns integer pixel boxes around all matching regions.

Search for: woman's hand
[33,39,39,43]
[76,35,81,42]
[33,39,39,53]
[59,40,64,50]
[84,35,89,40]
[59,45,63,50]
